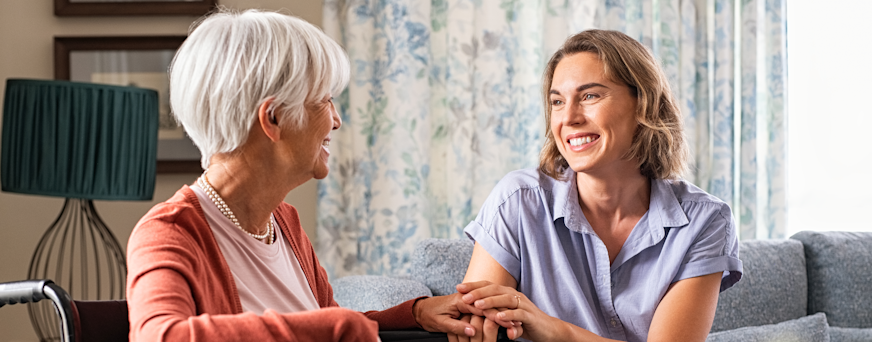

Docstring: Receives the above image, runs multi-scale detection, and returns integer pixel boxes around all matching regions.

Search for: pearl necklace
[198,171,274,244]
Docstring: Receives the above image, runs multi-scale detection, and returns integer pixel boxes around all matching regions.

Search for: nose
[561,99,585,126]
[331,101,342,130]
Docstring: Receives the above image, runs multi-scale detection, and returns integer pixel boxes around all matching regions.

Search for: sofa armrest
[711,239,808,332]
[791,231,872,328]
[333,275,432,312]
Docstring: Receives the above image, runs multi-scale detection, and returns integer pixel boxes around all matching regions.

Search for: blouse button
[611,318,617,327]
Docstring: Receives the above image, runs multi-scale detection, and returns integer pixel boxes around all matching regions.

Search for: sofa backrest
[411,238,474,296]
[791,231,872,328]
[710,239,808,332]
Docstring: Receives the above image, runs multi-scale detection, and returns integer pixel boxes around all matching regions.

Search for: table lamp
[1,79,158,341]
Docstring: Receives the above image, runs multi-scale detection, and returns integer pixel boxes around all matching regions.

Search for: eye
[583,93,597,101]
[551,99,564,106]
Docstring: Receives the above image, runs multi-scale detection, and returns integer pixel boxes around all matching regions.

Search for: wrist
[412,296,428,328]
[545,315,572,342]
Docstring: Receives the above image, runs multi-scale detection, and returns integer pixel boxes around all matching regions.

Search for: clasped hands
[415,281,560,342]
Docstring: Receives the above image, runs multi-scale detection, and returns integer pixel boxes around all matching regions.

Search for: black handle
[0,279,52,308]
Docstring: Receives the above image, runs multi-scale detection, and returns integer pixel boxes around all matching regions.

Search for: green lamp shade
[1,79,158,201]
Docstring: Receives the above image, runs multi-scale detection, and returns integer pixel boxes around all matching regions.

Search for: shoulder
[488,168,563,203]
[663,179,724,205]
[473,168,567,229]
[127,186,219,280]
[129,186,206,250]
[663,179,732,218]
[135,186,204,229]
[655,180,737,253]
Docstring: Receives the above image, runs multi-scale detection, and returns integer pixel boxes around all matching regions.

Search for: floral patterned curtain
[317,0,787,279]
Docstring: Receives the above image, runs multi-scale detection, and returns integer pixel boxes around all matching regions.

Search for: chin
[313,167,329,180]
[569,167,592,175]
[565,159,592,173]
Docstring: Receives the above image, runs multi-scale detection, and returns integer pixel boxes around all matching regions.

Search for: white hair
[169,8,350,169]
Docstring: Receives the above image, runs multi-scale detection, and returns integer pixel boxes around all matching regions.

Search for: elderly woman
[450,30,743,342]
[126,9,480,342]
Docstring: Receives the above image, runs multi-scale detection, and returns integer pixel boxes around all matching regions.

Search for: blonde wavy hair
[539,29,689,180]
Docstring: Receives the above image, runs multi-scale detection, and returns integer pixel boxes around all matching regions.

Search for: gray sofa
[333,231,872,342]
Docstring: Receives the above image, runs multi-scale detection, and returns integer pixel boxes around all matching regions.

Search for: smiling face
[549,52,639,177]
[288,95,340,180]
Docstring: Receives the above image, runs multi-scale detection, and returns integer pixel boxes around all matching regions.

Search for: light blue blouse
[464,168,743,342]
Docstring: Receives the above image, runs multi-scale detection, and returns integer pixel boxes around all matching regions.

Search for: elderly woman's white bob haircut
[170,8,350,169]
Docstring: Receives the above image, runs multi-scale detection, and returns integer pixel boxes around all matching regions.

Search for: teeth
[569,136,594,146]
[322,140,330,147]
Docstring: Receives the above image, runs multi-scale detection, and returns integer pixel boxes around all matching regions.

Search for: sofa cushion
[791,231,872,328]
[410,238,474,296]
[706,312,830,342]
[828,326,872,342]
[710,239,808,332]
[332,275,432,312]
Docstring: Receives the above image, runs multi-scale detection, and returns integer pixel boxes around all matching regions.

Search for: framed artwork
[54,0,217,16]
[55,36,203,174]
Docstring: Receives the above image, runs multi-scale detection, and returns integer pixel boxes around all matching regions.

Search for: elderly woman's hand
[458,281,569,341]
[412,293,482,337]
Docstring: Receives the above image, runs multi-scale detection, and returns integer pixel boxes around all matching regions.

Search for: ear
[258,98,281,142]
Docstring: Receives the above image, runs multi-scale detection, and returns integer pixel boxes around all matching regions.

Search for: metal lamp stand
[27,198,127,342]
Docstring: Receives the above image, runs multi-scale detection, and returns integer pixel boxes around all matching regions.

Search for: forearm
[555,320,625,342]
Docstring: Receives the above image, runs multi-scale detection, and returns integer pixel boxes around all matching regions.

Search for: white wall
[786,1,872,236]
[0,1,323,341]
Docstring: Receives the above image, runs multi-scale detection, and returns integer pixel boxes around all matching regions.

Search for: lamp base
[27,198,126,342]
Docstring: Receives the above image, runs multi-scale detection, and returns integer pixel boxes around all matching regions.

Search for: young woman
[451,30,743,342]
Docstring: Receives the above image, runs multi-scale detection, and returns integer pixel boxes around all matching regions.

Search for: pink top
[191,185,320,314]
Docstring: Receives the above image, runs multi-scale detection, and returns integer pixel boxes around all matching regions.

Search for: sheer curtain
[317,0,787,279]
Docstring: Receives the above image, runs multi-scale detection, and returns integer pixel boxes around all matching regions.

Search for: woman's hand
[447,314,504,342]
[413,293,480,337]
[457,281,564,341]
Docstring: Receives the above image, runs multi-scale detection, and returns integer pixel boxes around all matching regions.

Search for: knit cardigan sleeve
[127,187,419,342]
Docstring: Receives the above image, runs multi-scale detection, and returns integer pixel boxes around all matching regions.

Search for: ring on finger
[514,295,521,309]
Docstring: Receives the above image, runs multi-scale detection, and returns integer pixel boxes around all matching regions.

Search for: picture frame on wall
[54,36,203,174]
[54,0,217,16]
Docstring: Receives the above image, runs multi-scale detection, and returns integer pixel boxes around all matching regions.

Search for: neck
[203,153,295,237]
[200,124,315,237]
[575,166,651,225]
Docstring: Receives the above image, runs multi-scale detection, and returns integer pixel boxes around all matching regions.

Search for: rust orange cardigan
[127,186,419,341]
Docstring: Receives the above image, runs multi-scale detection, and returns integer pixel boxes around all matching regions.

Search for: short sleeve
[463,182,535,283]
[673,202,743,292]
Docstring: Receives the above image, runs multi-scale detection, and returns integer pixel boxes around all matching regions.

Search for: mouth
[321,138,331,156]
[566,134,599,149]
